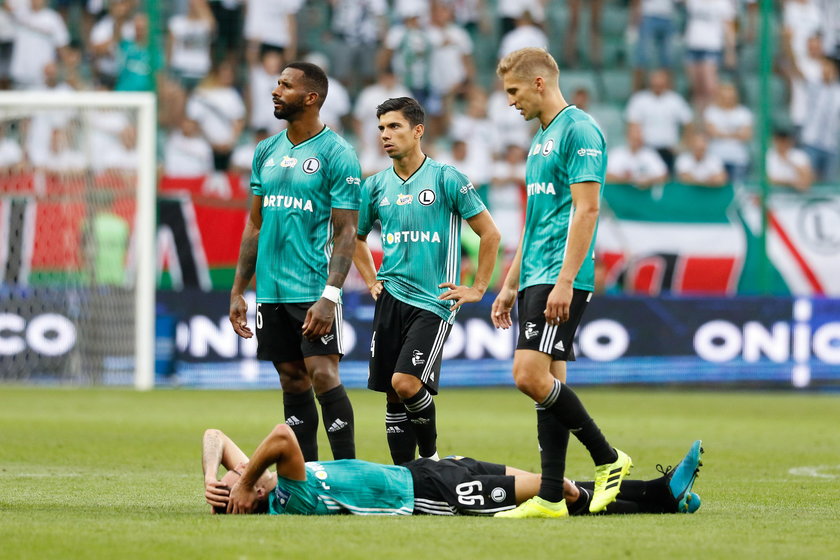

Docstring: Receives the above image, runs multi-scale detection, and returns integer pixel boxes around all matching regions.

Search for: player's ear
[414,124,424,139]
[534,76,544,91]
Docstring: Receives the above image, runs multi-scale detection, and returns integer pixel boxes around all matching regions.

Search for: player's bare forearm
[326,208,359,289]
[231,196,263,296]
[202,429,225,481]
[557,182,600,285]
[354,235,382,299]
[504,230,525,291]
[468,210,501,294]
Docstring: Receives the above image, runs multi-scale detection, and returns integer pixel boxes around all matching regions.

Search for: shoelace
[656,464,673,476]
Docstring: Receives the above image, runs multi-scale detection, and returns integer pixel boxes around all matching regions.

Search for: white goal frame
[0,91,157,390]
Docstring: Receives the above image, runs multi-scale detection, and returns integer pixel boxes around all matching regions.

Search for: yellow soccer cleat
[589,448,633,513]
[494,496,569,518]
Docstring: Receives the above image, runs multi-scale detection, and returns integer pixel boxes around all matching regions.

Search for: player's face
[378,111,422,159]
[272,68,309,121]
[502,74,541,122]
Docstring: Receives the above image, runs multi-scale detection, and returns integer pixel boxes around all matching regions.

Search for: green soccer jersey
[358,157,486,323]
[519,106,606,292]
[250,127,361,303]
[268,459,415,516]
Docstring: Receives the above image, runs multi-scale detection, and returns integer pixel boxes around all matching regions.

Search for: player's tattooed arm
[230,195,263,338]
[302,208,359,339]
[202,429,249,509]
[326,208,360,289]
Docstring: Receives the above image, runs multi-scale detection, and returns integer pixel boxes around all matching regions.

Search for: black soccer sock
[403,387,437,458]
[536,402,569,502]
[577,479,673,514]
[567,484,592,516]
[283,388,319,461]
[317,384,355,460]
[385,401,417,464]
[545,379,617,466]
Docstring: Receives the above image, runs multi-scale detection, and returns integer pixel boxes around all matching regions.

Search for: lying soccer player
[203,424,703,517]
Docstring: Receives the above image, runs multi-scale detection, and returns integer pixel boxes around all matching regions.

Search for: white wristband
[322,285,341,303]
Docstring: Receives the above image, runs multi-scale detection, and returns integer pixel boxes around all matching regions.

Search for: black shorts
[405,457,517,516]
[255,302,344,363]
[368,288,451,395]
[516,285,592,361]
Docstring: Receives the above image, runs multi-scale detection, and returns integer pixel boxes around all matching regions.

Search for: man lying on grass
[203,424,703,517]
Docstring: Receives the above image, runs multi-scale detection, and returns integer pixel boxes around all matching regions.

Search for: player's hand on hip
[544,282,572,326]
[369,280,383,301]
[227,481,258,514]
[438,282,481,311]
[491,286,517,329]
[230,294,252,338]
[302,299,335,340]
[205,478,230,509]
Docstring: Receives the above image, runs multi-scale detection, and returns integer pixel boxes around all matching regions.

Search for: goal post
[0,91,156,390]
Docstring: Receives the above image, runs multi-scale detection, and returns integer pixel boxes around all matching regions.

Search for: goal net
[0,91,156,389]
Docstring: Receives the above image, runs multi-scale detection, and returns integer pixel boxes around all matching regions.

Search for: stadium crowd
[0,0,838,289]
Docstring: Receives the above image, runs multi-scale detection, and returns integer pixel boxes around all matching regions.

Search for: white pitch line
[788,465,840,479]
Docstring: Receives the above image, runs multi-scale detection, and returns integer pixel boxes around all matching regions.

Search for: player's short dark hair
[376,97,425,128]
[284,61,329,107]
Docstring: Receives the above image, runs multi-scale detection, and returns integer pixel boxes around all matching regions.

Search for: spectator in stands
[626,69,693,173]
[230,127,270,180]
[243,0,301,66]
[352,67,410,176]
[822,0,840,70]
[62,40,89,91]
[167,0,216,93]
[487,79,534,153]
[675,130,728,187]
[437,139,492,202]
[328,0,387,95]
[8,0,70,90]
[429,0,475,136]
[0,3,14,90]
[98,123,138,176]
[302,51,351,133]
[490,143,527,262]
[89,0,135,89]
[451,0,489,40]
[43,126,86,177]
[766,128,813,192]
[449,86,496,164]
[163,118,214,178]
[186,61,246,172]
[380,5,441,132]
[799,57,840,182]
[704,83,753,185]
[0,122,25,172]
[208,0,244,64]
[247,49,286,136]
[564,0,603,68]
[115,13,159,92]
[782,0,823,75]
[683,0,737,111]
[630,0,678,91]
[784,35,825,134]
[496,0,546,37]
[606,123,668,188]
[497,9,548,60]
[25,62,76,167]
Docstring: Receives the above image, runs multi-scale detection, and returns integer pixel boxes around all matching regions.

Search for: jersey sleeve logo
[418,189,436,205]
[397,193,413,205]
[302,157,320,174]
[459,183,475,194]
[577,148,603,157]
[542,139,554,156]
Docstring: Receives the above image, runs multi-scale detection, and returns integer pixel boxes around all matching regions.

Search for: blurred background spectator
[704,82,753,185]
[675,130,728,187]
[767,127,814,192]
[606,123,668,188]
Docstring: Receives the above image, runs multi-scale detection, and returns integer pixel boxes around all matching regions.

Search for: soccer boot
[589,448,633,513]
[494,496,569,518]
[683,491,701,514]
[666,439,704,512]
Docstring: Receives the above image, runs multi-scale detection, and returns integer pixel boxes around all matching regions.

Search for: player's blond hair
[496,48,559,83]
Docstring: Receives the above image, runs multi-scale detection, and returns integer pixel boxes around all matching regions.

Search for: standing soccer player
[230,62,360,462]
[354,97,500,464]
[491,48,632,518]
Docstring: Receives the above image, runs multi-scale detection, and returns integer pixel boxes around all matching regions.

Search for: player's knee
[309,366,340,394]
[391,374,421,400]
[511,366,542,400]
[270,423,295,441]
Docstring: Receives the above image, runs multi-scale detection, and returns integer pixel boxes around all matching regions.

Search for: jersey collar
[541,104,575,131]
[287,125,329,148]
[392,155,428,185]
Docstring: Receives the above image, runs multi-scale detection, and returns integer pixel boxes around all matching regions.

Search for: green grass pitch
[1,386,839,559]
